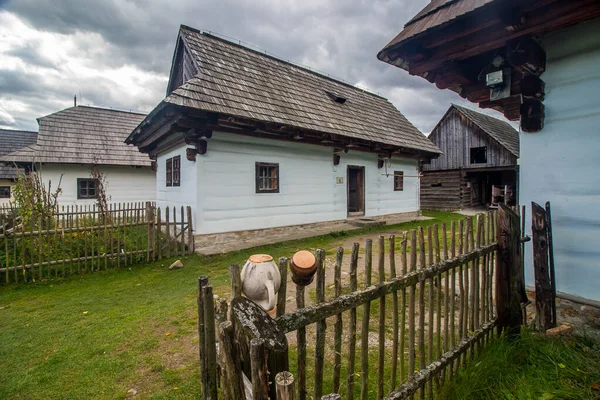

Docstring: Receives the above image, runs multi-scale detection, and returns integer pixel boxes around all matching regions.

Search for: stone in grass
[169,260,184,270]
[127,388,137,396]
[546,324,574,336]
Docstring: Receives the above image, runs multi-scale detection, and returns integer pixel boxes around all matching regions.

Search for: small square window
[0,186,10,198]
[470,146,487,164]
[256,162,279,193]
[77,179,98,199]
[394,171,404,191]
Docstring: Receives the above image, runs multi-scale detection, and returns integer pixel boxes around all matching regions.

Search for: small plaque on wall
[336,177,344,184]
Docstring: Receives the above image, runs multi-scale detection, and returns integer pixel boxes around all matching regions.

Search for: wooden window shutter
[173,156,181,187]
[394,171,404,191]
[166,158,173,187]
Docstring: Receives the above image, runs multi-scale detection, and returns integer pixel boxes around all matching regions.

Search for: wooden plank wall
[424,109,517,171]
[420,170,470,210]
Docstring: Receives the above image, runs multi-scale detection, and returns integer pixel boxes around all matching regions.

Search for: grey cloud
[2,0,492,135]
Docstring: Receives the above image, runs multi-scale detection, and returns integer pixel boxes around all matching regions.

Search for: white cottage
[0,129,38,206]
[126,26,441,250]
[378,0,600,302]
[4,106,156,205]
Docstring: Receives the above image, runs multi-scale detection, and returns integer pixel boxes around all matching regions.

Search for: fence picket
[389,235,399,391]
[377,236,386,399]
[173,207,178,257]
[332,247,343,394]
[347,242,359,400]
[408,230,417,383]
[360,238,372,400]
[180,206,185,256]
[418,227,426,399]
[314,249,326,400]
[426,226,434,399]
[166,207,171,258]
[399,232,408,384]
[296,282,306,400]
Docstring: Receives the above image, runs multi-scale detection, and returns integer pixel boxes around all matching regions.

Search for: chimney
[74,95,77,107]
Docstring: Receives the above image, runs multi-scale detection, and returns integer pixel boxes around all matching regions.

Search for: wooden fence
[0,202,194,285]
[197,207,528,400]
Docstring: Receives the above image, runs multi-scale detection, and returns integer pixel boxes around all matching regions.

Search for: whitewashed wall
[156,143,198,224]
[521,19,600,301]
[37,164,156,206]
[192,132,419,234]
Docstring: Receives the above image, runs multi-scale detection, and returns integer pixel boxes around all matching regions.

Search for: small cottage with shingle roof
[0,128,38,205]
[4,106,156,205]
[126,25,441,249]
[421,104,519,210]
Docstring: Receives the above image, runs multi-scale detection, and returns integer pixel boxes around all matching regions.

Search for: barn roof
[129,26,441,156]
[0,129,38,179]
[5,106,152,167]
[451,105,519,157]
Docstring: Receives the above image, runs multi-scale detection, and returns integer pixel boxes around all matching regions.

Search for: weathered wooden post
[197,276,209,400]
[146,202,155,261]
[532,202,556,331]
[275,371,296,400]
[232,296,289,399]
[218,321,245,400]
[496,204,523,334]
[546,201,557,327]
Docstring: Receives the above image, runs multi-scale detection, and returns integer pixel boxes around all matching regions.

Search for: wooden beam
[507,37,547,76]
[521,98,545,132]
[407,0,600,76]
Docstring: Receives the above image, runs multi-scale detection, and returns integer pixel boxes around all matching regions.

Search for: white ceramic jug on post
[240,254,281,313]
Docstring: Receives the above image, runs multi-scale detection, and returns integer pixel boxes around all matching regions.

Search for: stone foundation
[194,211,422,255]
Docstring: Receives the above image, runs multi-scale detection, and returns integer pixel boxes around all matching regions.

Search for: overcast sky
[0,0,504,134]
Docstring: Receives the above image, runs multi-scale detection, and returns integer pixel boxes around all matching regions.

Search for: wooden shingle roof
[5,106,152,167]
[138,26,440,156]
[0,129,38,179]
[452,105,519,157]
[378,0,493,63]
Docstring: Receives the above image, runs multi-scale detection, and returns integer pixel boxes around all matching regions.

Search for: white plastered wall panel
[37,164,156,205]
[521,19,600,301]
[193,132,419,234]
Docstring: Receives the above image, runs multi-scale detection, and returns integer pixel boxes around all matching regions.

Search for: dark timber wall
[423,108,517,171]
[420,170,470,210]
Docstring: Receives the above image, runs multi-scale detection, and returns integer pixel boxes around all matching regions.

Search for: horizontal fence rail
[203,211,514,400]
[0,202,194,285]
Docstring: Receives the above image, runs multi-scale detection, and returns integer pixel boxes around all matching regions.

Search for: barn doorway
[347,166,365,216]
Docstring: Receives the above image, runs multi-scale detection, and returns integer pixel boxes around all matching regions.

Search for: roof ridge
[406,0,460,27]
[184,29,388,101]
[451,104,516,128]
[0,128,38,134]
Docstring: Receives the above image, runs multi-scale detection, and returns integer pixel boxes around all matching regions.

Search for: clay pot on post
[290,250,317,286]
[240,254,281,316]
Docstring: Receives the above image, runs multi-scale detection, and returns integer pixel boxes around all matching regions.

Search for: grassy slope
[0,211,461,399]
[438,330,600,400]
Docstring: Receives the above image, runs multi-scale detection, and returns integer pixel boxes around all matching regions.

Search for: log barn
[378,0,600,301]
[126,25,441,252]
[421,104,519,210]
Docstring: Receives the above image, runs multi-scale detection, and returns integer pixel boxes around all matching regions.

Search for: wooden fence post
[532,202,556,331]
[218,321,245,400]
[203,284,218,400]
[251,338,269,400]
[146,202,155,262]
[545,201,557,327]
[275,371,296,400]
[197,276,209,400]
[496,204,523,334]
[186,206,194,254]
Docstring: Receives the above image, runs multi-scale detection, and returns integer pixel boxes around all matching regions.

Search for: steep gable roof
[131,26,440,156]
[451,105,519,157]
[0,129,38,179]
[5,106,151,167]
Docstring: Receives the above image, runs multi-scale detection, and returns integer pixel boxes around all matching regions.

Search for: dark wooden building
[421,104,519,210]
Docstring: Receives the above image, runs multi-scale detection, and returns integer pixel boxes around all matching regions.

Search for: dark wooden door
[347,166,365,215]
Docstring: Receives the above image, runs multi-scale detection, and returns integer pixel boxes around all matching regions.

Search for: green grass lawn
[438,330,600,400]
[0,211,462,399]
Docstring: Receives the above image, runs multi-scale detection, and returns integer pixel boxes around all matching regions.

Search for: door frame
[347,165,365,217]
